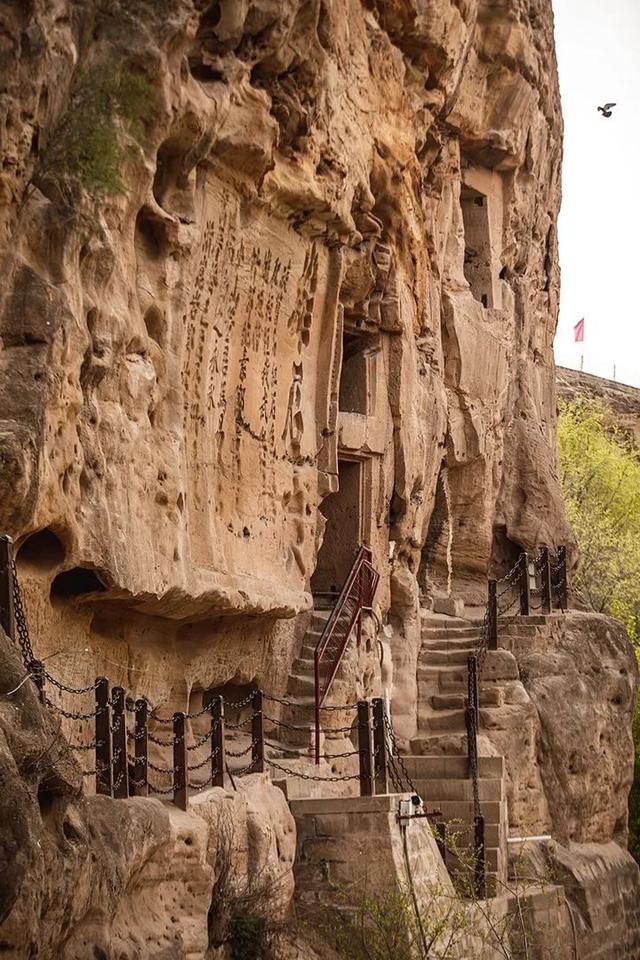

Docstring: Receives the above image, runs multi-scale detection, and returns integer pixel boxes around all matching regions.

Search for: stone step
[436,682,504,707]
[399,754,504,779]
[421,626,483,640]
[420,641,478,656]
[430,798,503,824]
[419,649,475,666]
[433,819,502,848]
[287,674,315,698]
[417,708,466,732]
[420,614,474,628]
[418,666,468,684]
[412,777,503,802]
[499,615,549,626]
[430,693,465,710]
[291,656,331,676]
[410,734,467,755]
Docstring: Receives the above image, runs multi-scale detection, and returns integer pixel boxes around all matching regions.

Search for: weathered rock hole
[189,61,224,83]
[50,567,108,601]
[17,528,65,573]
[37,783,55,817]
[135,209,166,261]
[144,306,166,347]
[62,817,82,843]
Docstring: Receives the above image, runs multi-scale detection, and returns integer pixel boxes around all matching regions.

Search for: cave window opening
[16,528,65,573]
[50,567,108,602]
[461,184,494,308]
[339,328,376,415]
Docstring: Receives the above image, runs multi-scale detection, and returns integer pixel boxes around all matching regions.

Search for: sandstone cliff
[0,1,637,958]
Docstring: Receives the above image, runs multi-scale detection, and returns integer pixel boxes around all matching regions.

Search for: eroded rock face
[0,0,573,714]
[0,630,295,959]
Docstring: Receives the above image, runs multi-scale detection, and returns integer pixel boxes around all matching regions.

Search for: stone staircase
[265,610,329,752]
[404,609,511,897]
[402,754,508,897]
[411,612,490,755]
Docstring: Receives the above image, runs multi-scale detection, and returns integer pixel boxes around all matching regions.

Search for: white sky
[553,0,640,386]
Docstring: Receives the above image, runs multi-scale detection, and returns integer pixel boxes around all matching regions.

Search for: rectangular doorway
[311,458,363,597]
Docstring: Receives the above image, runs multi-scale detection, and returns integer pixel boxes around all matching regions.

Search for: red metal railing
[314,545,379,763]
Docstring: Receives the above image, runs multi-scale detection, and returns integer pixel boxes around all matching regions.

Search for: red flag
[574,318,584,342]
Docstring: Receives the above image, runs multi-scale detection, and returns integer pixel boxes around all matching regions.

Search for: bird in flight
[597,102,617,117]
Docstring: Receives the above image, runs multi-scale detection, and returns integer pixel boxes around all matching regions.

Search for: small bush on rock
[37,63,156,197]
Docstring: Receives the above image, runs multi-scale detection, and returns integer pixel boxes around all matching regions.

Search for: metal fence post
[558,545,568,610]
[488,580,498,650]
[95,677,112,796]
[357,700,374,797]
[251,689,264,773]
[0,535,16,641]
[540,547,552,615]
[133,698,148,796]
[372,697,388,795]
[474,814,486,899]
[111,686,129,799]
[464,701,478,783]
[208,693,225,787]
[519,552,530,616]
[467,656,479,728]
[173,711,188,811]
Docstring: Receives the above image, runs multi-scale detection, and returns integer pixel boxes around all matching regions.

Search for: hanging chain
[11,559,34,668]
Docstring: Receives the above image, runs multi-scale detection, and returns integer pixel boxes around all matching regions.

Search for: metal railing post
[558,545,568,610]
[173,711,188,811]
[357,700,374,796]
[133,698,148,796]
[209,694,225,787]
[314,651,321,765]
[111,686,129,799]
[474,815,486,899]
[0,535,16,641]
[464,701,478,783]
[519,552,530,616]
[95,677,113,796]
[467,656,479,728]
[372,697,388,795]
[251,689,264,773]
[488,580,498,650]
[540,547,552,615]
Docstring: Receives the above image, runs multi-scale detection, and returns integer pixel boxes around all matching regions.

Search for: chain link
[11,559,34,668]
[265,757,361,782]
[46,697,102,721]
[187,745,220,771]
[383,712,419,795]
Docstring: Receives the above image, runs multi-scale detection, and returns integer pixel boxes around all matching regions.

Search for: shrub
[557,397,640,639]
[557,397,640,863]
[38,63,156,196]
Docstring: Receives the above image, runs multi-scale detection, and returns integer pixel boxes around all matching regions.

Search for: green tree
[557,398,640,864]
[557,398,640,639]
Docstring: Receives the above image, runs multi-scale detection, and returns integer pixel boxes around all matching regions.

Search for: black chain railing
[1,536,421,811]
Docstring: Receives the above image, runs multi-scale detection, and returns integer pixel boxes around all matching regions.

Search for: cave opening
[50,567,108,601]
[16,528,65,573]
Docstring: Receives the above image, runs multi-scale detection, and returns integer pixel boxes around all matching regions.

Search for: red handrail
[313,545,379,763]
